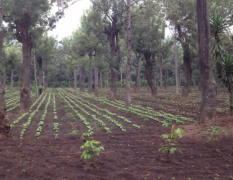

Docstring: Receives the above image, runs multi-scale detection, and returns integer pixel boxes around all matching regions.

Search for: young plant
[204,126,227,142]
[80,140,104,161]
[159,125,184,161]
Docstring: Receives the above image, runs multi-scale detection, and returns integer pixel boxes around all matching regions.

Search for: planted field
[1,88,233,180]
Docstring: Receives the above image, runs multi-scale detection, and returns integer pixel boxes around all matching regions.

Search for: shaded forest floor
[0,87,233,180]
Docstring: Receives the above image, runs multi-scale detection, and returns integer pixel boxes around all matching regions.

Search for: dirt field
[1,87,233,180]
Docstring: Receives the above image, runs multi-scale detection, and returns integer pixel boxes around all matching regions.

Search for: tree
[125,0,132,107]
[218,53,233,116]
[0,7,6,132]
[164,0,198,98]
[197,0,217,123]
[131,1,164,96]
[210,11,231,83]
[90,0,127,100]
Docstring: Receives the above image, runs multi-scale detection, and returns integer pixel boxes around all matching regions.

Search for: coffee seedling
[159,125,184,161]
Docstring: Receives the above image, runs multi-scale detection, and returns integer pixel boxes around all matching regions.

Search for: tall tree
[0,7,6,131]
[125,0,132,107]
[164,0,198,98]
[90,0,127,100]
[197,0,217,123]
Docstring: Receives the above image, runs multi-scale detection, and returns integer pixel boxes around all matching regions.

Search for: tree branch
[90,0,113,22]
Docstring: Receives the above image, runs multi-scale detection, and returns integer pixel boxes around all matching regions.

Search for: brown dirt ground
[0,88,233,180]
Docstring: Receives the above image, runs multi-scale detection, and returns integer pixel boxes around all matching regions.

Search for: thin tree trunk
[3,67,6,88]
[106,76,109,89]
[154,72,157,87]
[73,67,77,89]
[108,34,119,101]
[38,56,43,87]
[174,36,179,94]
[43,71,45,89]
[230,84,233,116]
[164,70,167,89]
[33,49,38,98]
[198,76,202,91]
[10,70,14,91]
[95,66,99,96]
[43,61,47,90]
[193,77,196,89]
[88,54,93,93]
[182,44,192,98]
[80,66,85,92]
[134,53,142,93]
[160,60,163,91]
[167,71,169,88]
[0,7,6,132]
[144,52,157,96]
[120,66,122,87]
[100,71,103,89]
[197,0,217,123]
[126,0,132,107]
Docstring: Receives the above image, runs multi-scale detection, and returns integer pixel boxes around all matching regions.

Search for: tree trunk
[144,52,157,96]
[164,70,167,89]
[33,49,38,98]
[43,61,47,90]
[230,84,233,116]
[10,69,14,91]
[3,67,6,88]
[43,71,45,89]
[134,53,143,93]
[167,71,169,88]
[160,60,163,91]
[182,44,192,98]
[107,32,119,101]
[79,66,85,92]
[120,66,122,87]
[198,76,202,91]
[88,53,93,93]
[193,77,196,89]
[0,7,7,132]
[197,0,217,123]
[100,71,103,89]
[126,0,132,107]
[106,76,109,89]
[94,66,99,96]
[38,56,43,87]
[20,37,32,111]
[154,72,157,87]
[73,67,77,89]
[174,37,179,94]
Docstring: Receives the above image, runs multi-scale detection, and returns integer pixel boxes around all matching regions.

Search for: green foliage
[219,52,233,91]
[68,129,78,136]
[159,125,184,160]
[38,86,44,90]
[204,126,227,142]
[80,140,104,161]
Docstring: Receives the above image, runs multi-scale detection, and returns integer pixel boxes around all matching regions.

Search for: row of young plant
[61,93,112,133]
[10,93,45,128]
[5,91,19,98]
[99,94,195,123]
[19,94,47,139]
[6,96,19,105]
[66,93,128,132]
[80,93,187,126]
[35,94,51,138]
[58,93,94,135]
[6,94,36,113]
[67,92,140,129]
